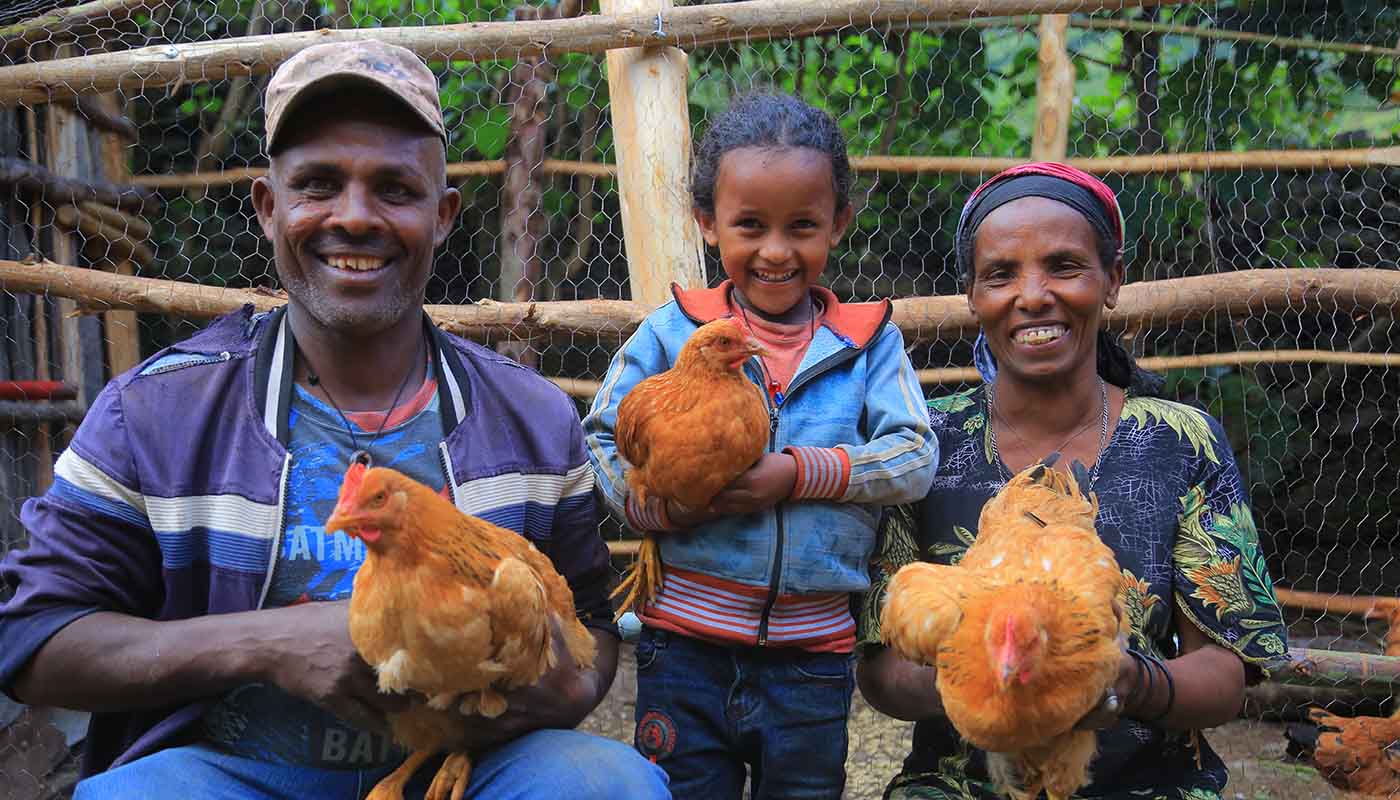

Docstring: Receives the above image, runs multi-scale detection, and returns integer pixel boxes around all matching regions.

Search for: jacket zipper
[756,399,782,646]
[257,453,292,609]
[437,442,459,507]
[143,350,234,376]
[753,340,869,647]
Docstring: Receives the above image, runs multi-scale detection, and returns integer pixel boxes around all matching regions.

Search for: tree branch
[0,156,156,212]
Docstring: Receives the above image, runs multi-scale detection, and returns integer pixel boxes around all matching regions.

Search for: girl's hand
[708,453,798,515]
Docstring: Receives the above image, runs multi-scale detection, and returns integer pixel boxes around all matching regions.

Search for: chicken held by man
[325,463,597,800]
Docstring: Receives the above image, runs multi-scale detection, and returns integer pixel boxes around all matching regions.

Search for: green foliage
[1164,368,1306,489]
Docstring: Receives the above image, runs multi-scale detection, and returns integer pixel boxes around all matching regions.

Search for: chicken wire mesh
[0,0,1398,798]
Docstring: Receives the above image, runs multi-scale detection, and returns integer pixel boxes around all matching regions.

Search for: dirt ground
[579,644,1357,800]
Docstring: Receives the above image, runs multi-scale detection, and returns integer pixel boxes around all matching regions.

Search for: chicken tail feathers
[611,535,663,621]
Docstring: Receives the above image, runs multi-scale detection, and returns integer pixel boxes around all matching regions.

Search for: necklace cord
[988,376,1110,487]
[303,334,425,468]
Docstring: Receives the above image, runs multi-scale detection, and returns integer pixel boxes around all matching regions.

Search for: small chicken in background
[325,463,597,800]
[882,462,1124,800]
[611,317,770,615]
[1286,705,1400,796]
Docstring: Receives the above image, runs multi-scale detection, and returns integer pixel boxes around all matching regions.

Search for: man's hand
[448,618,615,751]
[708,453,798,515]
[256,600,410,734]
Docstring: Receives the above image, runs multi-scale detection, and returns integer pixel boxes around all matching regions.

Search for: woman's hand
[856,646,945,722]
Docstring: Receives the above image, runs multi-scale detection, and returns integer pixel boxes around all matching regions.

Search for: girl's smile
[694,147,852,320]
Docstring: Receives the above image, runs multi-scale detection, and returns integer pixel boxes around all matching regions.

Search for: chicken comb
[340,460,368,502]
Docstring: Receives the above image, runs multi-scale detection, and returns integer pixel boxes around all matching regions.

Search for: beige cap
[264,39,446,153]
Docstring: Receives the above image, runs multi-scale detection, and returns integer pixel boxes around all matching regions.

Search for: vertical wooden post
[96,94,142,375]
[25,105,54,492]
[601,0,705,308]
[45,101,90,410]
[1031,14,1074,162]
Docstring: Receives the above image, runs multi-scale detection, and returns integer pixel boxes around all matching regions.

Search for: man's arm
[451,625,621,751]
[15,601,408,734]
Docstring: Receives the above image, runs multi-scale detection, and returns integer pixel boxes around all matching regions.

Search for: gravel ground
[579,644,1352,800]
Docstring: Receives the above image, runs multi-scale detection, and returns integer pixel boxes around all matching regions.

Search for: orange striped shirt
[639,565,855,653]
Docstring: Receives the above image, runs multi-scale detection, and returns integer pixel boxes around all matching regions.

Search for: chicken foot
[365,749,435,800]
[610,535,663,619]
[426,751,472,800]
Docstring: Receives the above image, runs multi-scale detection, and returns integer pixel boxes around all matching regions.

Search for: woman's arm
[856,646,944,722]
[1115,618,1245,731]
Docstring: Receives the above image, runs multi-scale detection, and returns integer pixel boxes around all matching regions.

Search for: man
[0,40,667,799]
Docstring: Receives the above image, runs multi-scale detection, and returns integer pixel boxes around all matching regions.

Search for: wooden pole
[1274,588,1398,620]
[1272,648,1400,691]
[0,0,1176,107]
[916,350,1400,386]
[1069,15,1400,59]
[0,0,161,56]
[602,0,705,306]
[44,90,89,420]
[95,94,143,375]
[1031,14,1074,161]
[4,260,1400,347]
[125,146,1400,191]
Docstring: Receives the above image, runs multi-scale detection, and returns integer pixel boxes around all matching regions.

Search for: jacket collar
[252,305,470,445]
[669,280,891,349]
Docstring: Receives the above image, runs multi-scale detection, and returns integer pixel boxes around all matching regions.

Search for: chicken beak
[745,337,769,358]
[995,657,1016,689]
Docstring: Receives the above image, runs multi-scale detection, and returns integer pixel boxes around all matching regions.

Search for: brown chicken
[882,462,1124,800]
[1286,705,1400,796]
[611,317,770,615]
[325,463,597,800]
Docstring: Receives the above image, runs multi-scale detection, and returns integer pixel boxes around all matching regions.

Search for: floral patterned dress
[858,386,1290,800]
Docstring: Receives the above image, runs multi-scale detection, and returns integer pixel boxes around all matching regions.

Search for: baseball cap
[264,39,446,154]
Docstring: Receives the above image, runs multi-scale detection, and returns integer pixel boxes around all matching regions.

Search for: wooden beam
[0,399,86,425]
[1031,14,1073,161]
[602,0,705,306]
[0,0,161,56]
[1273,648,1400,691]
[126,146,1400,191]
[0,156,156,212]
[916,350,1400,386]
[850,146,1400,174]
[1068,15,1400,59]
[0,0,1175,107]
[53,205,155,268]
[3,260,1399,344]
[1275,588,1397,620]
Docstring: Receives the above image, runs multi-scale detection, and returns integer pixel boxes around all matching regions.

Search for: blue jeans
[73,729,670,800]
[633,627,854,800]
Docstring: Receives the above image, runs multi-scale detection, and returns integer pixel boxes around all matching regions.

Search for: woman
[857,163,1289,799]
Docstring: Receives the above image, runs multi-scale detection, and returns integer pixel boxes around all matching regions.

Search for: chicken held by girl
[583,92,936,799]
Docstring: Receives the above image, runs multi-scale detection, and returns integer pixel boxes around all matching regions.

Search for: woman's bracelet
[1126,648,1176,723]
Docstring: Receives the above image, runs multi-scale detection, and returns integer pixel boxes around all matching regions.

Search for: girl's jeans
[633,626,855,799]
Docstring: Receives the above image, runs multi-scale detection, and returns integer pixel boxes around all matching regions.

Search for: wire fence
[1,0,1398,797]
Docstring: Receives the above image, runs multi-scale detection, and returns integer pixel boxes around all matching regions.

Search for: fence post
[1031,14,1074,161]
[601,0,705,307]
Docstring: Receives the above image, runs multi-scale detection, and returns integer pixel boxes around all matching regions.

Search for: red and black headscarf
[957,162,1163,397]
[956,162,1125,280]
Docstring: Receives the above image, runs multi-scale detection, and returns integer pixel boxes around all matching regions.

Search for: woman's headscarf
[956,162,1164,398]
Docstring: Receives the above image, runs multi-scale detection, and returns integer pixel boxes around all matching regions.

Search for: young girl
[584,93,936,799]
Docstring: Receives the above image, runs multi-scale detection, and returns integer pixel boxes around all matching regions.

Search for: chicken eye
[371,491,388,507]
[717,336,731,346]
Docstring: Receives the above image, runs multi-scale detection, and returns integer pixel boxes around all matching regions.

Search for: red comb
[341,461,367,500]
